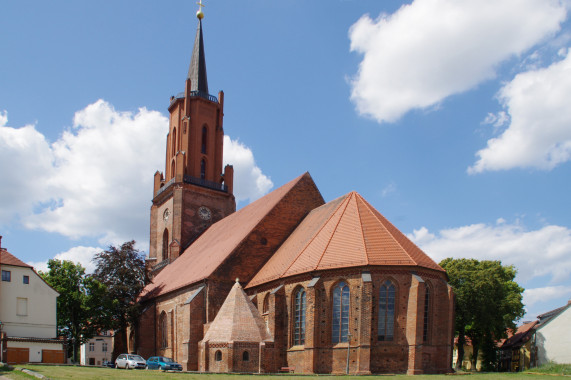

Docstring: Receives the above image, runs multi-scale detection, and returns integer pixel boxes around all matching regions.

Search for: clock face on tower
[163,208,171,222]
[198,206,212,220]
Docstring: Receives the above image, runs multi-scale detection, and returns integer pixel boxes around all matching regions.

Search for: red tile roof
[140,173,319,299]
[0,249,33,268]
[202,280,271,343]
[501,320,538,349]
[247,191,444,288]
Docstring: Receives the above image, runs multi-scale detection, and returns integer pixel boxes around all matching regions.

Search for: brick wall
[249,266,453,375]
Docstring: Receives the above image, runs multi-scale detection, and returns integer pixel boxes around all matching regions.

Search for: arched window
[293,288,306,346]
[172,128,177,157]
[262,294,270,314]
[201,126,208,154]
[162,229,169,262]
[378,280,396,341]
[159,311,168,348]
[200,159,206,179]
[215,350,222,361]
[171,160,175,179]
[423,285,430,342]
[332,281,350,344]
[242,351,249,361]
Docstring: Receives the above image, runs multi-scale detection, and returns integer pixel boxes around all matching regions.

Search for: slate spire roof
[248,191,444,288]
[202,280,272,343]
[188,19,209,94]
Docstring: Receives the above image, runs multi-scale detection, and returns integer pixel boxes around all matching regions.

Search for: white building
[0,238,65,364]
[80,331,113,366]
[535,301,571,365]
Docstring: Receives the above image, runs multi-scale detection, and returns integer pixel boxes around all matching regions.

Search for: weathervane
[196,0,205,19]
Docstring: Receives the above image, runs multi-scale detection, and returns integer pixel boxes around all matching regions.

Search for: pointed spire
[188,17,209,94]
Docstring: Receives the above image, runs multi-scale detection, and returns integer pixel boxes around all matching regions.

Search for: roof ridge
[280,193,351,277]
[352,192,369,266]
[356,193,418,266]
[314,194,353,270]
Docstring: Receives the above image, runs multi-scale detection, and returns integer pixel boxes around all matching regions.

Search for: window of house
[423,286,430,343]
[378,280,396,341]
[215,350,222,361]
[89,342,95,352]
[16,297,28,316]
[242,351,249,361]
[89,358,95,365]
[293,288,306,345]
[332,281,350,344]
[102,342,108,352]
[23,275,29,284]
[1,270,10,282]
[159,311,168,348]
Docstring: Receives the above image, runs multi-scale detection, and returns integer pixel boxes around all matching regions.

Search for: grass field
[1,364,570,380]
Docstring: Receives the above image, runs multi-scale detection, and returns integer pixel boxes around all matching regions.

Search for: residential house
[534,300,571,365]
[80,330,113,366]
[0,237,65,364]
[499,321,538,371]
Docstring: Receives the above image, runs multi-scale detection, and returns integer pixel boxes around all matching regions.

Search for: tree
[92,241,149,357]
[40,260,109,362]
[440,258,524,371]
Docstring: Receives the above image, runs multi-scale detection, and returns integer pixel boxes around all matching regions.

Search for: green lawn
[2,364,571,380]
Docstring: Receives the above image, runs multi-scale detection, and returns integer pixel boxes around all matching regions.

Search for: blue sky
[1,0,570,321]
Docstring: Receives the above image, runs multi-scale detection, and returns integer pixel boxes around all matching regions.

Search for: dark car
[146,356,183,371]
[102,360,114,368]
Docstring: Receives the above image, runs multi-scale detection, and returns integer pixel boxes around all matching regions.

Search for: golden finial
[196,0,205,19]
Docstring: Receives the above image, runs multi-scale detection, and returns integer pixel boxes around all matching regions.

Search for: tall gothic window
[162,228,169,262]
[378,280,396,341]
[172,128,177,156]
[201,126,208,154]
[423,286,430,343]
[332,281,350,344]
[293,288,306,346]
[159,311,168,348]
[200,159,206,179]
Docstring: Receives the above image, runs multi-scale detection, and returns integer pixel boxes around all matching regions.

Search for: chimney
[0,235,2,250]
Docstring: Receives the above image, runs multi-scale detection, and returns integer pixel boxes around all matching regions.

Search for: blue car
[146,356,183,371]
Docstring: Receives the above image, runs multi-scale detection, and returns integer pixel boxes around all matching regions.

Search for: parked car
[115,354,146,369]
[102,360,114,368]
[146,356,183,371]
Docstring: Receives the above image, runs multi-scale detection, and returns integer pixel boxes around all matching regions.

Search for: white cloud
[470,51,571,173]
[349,0,567,123]
[22,100,168,247]
[29,245,103,274]
[1,101,272,249]
[0,113,55,224]
[524,285,571,308]
[223,136,273,204]
[408,221,571,284]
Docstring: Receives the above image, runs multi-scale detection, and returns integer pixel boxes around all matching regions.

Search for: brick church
[135,9,454,375]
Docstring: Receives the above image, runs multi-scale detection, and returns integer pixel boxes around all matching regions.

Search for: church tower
[148,7,236,272]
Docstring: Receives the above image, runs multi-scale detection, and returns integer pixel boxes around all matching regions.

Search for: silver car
[115,353,146,369]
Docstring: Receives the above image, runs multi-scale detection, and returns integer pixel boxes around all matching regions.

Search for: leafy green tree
[40,260,109,362]
[92,241,149,357]
[440,258,524,371]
